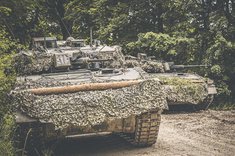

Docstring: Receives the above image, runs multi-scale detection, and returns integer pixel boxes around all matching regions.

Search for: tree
[45,0,72,39]
[0,0,234,102]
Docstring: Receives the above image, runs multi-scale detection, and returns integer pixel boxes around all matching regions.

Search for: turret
[125,53,208,73]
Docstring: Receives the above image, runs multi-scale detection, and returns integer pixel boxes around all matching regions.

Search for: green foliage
[0,2,234,155]
[158,76,208,104]
[0,28,18,155]
[211,102,235,110]
[0,69,15,115]
[0,6,11,16]
[0,0,234,154]
[0,29,17,119]
[65,0,95,39]
[0,0,234,105]
[126,32,196,63]
[203,33,235,98]
[0,0,69,42]
[127,30,235,101]
[0,115,15,156]
[159,77,206,96]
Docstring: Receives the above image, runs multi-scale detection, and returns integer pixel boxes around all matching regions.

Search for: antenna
[44,36,46,48]
[54,7,71,38]
[90,27,93,46]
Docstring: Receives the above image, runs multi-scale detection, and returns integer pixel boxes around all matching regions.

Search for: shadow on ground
[164,104,201,114]
[54,134,139,156]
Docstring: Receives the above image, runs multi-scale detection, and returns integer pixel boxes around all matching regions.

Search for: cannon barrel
[87,58,113,62]
[170,64,208,69]
[72,57,113,65]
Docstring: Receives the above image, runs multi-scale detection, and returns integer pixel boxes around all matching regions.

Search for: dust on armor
[125,53,217,109]
[12,37,167,155]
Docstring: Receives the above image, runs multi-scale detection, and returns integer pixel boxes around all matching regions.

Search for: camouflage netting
[14,47,126,75]
[141,61,165,73]
[14,52,52,75]
[158,77,208,104]
[12,79,168,130]
[125,60,165,73]
[125,60,140,68]
[97,48,125,68]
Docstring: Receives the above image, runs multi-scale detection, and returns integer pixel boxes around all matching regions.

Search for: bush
[0,29,18,156]
[0,115,15,156]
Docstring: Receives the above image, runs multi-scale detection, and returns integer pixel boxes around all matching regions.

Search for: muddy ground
[54,109,235,156]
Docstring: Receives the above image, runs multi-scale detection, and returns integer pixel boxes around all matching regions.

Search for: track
[54,110,235,156]
[118,110,161,147]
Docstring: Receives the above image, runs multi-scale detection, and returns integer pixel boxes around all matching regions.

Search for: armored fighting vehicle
[125,53,217,110]
[12,37,167,155]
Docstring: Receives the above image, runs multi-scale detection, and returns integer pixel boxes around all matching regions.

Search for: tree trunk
[157,2,164,33]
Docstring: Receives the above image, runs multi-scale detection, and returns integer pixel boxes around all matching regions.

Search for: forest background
[0,0,234,155]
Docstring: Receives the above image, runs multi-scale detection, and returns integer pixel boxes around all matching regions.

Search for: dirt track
[55,110,235,156]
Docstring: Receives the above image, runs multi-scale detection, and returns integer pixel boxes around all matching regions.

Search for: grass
[0,115,15,156]
[211,102,235,110]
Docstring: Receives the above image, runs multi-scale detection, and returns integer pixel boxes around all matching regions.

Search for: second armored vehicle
[125,53,217,110]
